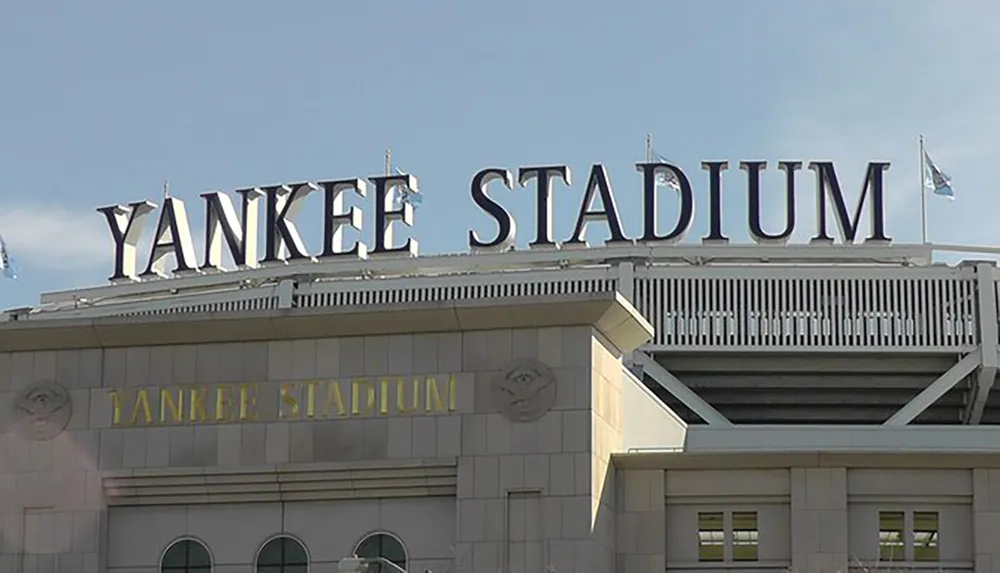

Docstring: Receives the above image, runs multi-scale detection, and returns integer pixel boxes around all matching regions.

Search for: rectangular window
[913,511,939,562]
[878,511,905,562]
[732,511,759,562]
[698,512,725,562]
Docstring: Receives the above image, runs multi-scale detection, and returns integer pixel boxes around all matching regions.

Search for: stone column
[790,468,848,573]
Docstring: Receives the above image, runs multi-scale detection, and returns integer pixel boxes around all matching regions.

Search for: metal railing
[634,265,981,352]
[12,243,999,354]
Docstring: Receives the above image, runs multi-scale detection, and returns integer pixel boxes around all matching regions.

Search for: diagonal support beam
[884,350,982,426]
[965,364,998,424]
[965,262,1000,424]
[633,351,733,426]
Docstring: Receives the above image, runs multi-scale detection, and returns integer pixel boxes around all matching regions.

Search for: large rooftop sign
[97,160,890,283]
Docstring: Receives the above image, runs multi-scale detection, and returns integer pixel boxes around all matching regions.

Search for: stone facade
[0,293,653,573]
[612,456,1000,573]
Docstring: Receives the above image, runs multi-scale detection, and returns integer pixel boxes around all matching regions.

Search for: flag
[0,235,17,280]
[653,152,682,191]
[923,149,955,200]
[393,166,423,208]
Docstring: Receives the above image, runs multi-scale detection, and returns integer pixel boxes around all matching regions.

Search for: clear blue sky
[1,1,997,309]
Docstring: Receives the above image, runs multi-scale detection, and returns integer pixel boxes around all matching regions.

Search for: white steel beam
[964,262,999,424]
[884,350,982,426]
[633,351,733,426]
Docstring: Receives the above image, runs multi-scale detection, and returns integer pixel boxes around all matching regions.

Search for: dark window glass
[356,533,407,573]
[697,512,724,562]
[161,540,212,573]
[879,511,905,562]
[256,536,308,573]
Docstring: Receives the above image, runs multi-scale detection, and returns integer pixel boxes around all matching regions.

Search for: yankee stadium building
[2,158,1000,573]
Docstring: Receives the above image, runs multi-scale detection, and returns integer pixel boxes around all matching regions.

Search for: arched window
[256,536,309,573]
[161,539,212,573]
[355,532,407,573]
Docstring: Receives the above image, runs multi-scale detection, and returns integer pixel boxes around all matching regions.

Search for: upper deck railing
[7,243,999,354]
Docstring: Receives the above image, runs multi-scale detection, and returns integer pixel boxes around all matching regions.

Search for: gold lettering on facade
[304,380,320,418]
[106,373,460,426]
[352,379,376,415]
[280,382,300,420]
[238,384,258,421]
[129,389,154,425]
[397,378,419,414]
[108,389,123,427]
[189,387,209,422]
[379,379,391,415]
[425,375,456,412]
[215,384,233,422]
[160,388,184,424]
[323,381,346,417]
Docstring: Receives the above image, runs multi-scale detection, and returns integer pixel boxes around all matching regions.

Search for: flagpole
[919,135,928,244]
[646,134,653,163]
[385,148,392,176]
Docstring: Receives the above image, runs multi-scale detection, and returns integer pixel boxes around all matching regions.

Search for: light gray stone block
[473,457,499,498]
[512,328,539,361]
[460,414,487,455]
[195,344,222,384]
[122,428,146,468]
[412,333,438,374]
[98,429,123,470]
[34,350,57,381]
[338,337,365,377]
[172,345,197,385]
[462,331,490,371]
[562,410,591,452]
[267,341,292,381]
[10,351,35,390]
[239,424,266,465]
[54,350,79,389]
[148,346,173,386]
[167,426,194,466]
[242,342,269,382]
[485,414,512,455]
[290,339,317,380]
[498,455,525,493]
[124,347,150,387]
[216,425,241,466]
[436,415,461,457]
[486,329,513,366]
[363,335,390,376]
[437,332,463,373]
[283,424,311,465]
[411,417,437,458]
[67,390,91,431]
[315,338,340,378]
[145,428,169,467]
[264,422,290,463]
[388,334,414,374]
[218,343,244,383]
[78,350,102,390]
[386,417,412,459]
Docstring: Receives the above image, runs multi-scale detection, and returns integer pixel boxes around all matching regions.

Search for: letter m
[808,161,891,244]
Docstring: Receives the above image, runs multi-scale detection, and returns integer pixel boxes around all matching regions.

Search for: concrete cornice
[103,458,458,506]
[612,450,1000,470]
[0,291,654,353]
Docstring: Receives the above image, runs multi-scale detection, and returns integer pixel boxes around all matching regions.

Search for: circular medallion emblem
[12,380,72,441]
[491,359,557,423]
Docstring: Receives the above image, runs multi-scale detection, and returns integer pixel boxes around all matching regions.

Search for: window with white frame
[698,510,759,563]
[878,510,939,563]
